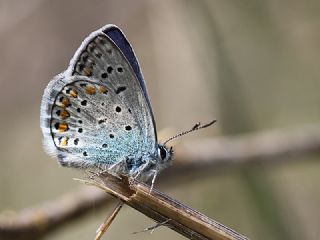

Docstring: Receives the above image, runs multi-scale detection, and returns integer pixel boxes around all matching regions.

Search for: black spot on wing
[115,86,126,94]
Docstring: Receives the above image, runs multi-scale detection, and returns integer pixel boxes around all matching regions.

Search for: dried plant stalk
[80,173,249,240]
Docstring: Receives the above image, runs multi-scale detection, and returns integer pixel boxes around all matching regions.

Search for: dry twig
[94,201,123,240]
[0,188,110,240]
[77,173,248,240]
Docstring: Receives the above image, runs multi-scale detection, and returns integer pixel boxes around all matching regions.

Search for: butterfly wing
[40,25,157,170]
[102,25,155,125]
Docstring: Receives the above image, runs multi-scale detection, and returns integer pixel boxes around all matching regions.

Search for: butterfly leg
[131,161,150,180]
[98,160,127,179]
[85,162,123,181]
[108,161,120,171]
[130,162,157,193]
[149,169,158,193]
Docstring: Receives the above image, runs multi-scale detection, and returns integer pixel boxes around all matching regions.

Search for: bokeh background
[1,1,320,240]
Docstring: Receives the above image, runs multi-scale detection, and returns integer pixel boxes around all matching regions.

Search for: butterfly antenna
[163,120,217,145]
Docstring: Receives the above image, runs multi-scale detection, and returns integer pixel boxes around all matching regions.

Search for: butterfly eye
[158,146,167,160]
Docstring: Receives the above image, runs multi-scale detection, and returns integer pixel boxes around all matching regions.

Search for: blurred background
[0,0,320,240]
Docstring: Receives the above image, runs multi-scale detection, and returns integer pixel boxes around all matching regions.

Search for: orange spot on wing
[60,110,70,119]
[70,89,78,98]
[100,86,108,94]
[61,98,71,107]
[86,86,96,95]
[58,123,69,132]
[60,137,69,147]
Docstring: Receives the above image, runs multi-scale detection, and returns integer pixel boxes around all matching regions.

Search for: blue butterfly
[40,24,215,185]
[40,24,173,184]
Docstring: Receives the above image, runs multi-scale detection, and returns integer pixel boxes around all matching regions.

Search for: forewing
[40,25,157,168]
[102,25,154,122]
[69,26,156,151]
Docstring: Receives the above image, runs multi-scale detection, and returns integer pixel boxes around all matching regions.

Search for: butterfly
[40,24,215,187]
[40,24,175,184]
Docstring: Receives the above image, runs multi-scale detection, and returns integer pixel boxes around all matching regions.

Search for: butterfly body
[40,24,173,180]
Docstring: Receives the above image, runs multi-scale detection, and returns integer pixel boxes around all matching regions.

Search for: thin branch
[77,174,248,240]
[1,125,320,239]
[0,188,111,240]
[94,201,123,240]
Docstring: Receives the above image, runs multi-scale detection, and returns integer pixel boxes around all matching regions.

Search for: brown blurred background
[1,0,320,240]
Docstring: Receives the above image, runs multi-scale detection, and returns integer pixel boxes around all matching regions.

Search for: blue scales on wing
[40,25,157,172]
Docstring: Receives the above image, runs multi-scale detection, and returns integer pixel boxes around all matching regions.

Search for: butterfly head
[154,120,217,170]
[147,143,173,175]
[157,144,173,164]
